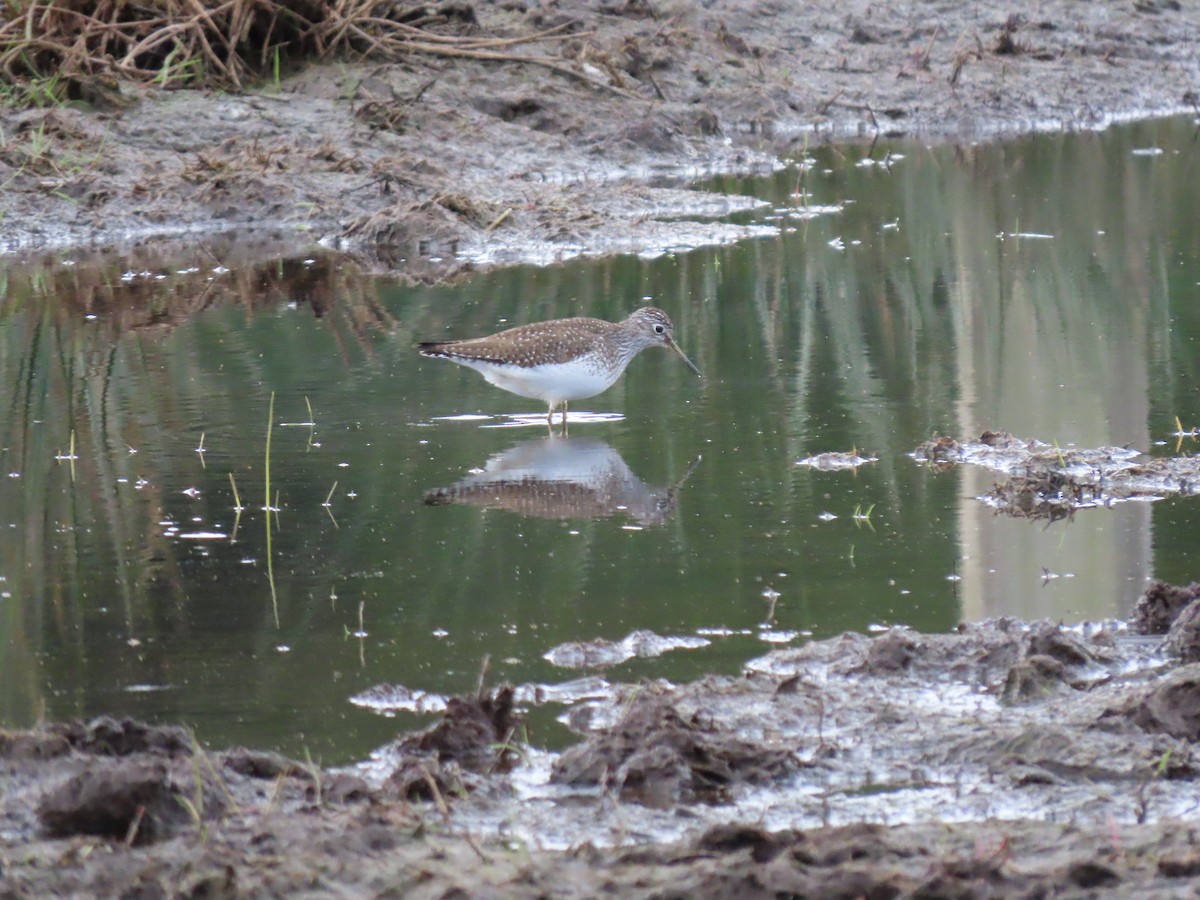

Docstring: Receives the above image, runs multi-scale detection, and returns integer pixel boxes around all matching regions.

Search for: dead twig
[816,88,844,115]
[484,207,513,233]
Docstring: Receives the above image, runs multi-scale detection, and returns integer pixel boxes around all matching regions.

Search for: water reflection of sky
[1,115,1198,761]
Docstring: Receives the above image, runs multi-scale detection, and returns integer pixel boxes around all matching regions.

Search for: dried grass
[0,0,586,99]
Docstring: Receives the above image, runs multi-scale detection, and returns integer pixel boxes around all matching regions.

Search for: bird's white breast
[454,355,620,404]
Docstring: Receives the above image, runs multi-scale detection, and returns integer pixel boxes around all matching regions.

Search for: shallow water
[2,116,1198,762]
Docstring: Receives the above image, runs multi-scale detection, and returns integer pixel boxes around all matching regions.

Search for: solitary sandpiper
[417,307,702,425]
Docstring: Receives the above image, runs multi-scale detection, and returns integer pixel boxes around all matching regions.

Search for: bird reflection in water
[424,437,699,527]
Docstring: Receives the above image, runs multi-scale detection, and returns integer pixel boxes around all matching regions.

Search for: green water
[2,116,1198,762]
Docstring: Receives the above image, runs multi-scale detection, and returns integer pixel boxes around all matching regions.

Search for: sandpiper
[417,307,702,425]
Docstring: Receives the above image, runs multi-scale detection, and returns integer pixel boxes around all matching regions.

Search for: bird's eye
[654,324,665,334]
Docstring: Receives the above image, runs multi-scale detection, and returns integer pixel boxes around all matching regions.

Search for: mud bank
[1,0,1197,271]
[5,615,1200,897]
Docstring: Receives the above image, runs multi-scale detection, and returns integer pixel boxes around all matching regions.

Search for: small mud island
[3,1,1200,896]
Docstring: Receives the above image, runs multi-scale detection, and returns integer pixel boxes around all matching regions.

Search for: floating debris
[855,152,904,168]
[911,431,1200,520]
[757,629,799,644]
[351,685,449,715]
[511,676,613,706]
[777,202,843,221]
[351,677,613,714]
[795,450,878,471]
[544,629,711,669]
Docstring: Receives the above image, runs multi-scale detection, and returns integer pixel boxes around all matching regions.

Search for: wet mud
[913,431,1200,521]
[2,0,1197,274]
[551,689,799,807]
[7,614,1200,897]
[1133,579,1200,635]
[383,686,522,801]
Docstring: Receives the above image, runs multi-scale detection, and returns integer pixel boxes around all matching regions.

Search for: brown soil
[5,618,1200,897]
[2,0,1197,275]
[4,2,1200,896]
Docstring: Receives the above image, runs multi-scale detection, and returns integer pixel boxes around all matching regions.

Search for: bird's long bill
[667,337,703,378]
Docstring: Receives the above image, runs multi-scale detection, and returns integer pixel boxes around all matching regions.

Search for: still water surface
[2,116,1198,762]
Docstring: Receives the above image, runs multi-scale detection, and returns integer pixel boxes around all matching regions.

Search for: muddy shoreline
[6,615,1200,897]
[4,0,1200,895]
[2,0,1197,272]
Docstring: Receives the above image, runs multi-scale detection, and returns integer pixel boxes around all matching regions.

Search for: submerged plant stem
[265,392,278,627]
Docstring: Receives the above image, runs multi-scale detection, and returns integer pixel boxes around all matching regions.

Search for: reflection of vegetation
[0,241,393,727]
[2,240,394,340]
[265,392,278,628]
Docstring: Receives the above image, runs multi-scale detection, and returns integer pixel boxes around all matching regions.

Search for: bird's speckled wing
[417,317,615,367]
